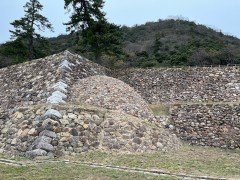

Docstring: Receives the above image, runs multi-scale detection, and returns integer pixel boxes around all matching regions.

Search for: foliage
[64,0,105,31]
[10,0,53,60]
[2,19,240,68]
[0,39,28,66]
[123,19,240,67]
[64,0,123,64]
[79,20,123,64]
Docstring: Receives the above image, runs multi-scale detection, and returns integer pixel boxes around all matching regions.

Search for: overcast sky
[1,0,240,43]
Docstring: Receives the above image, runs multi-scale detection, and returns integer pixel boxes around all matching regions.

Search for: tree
[10,0,53,60]
[64,0,105,32]
[0,39,28,67]
[153,33,164,63]
[64,0,123,64]
[80,20,123,64]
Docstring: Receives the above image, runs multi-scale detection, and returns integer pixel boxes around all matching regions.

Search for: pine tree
[64,0,123,64]
[80,20,123,64]
[10,0,53,60]
[64,0,105,32]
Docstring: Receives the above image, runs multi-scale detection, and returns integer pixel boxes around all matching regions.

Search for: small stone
[92,114,100,121]
[11,138,18,145]
[36,109,42,115]
[21,124,29,130]
[53,126,61,133]
[32,136,52,146]
[1,128,8,134]
[28,128,37,136]
[17,129,23,136]
[44,109,62,120]
[13,112,24,119]
[39,130,57,138]
[60,132,71,137]
[83,124,89,129]
[60,137,69,142]
[70,129,78,136]
[47,152,55,158]
[74,119,84,125]
[21,129,30,137]
[51,140,59,146]
[156,142,164,149]
[26,149,47,158]
[42,118,59,127]
[60,118,69,126]
[133,137,142,144]
[68,113,77,119]
[35,143,54,152]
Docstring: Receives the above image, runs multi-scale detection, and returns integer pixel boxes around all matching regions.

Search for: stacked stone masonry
[171,103,240,148]
[71,75,155,120]
[0,51,107,110]
[115,67,240,104]
[0,104,180,158]
[0,51,181,157]
[115,67,240,149]
[1,51,239,156]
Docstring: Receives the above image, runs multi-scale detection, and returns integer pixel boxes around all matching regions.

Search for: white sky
[0,0,240,43]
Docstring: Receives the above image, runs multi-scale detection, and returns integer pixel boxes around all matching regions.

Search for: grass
[150,101,240,117]
[0,162,176,180]
[68,144,240,179]
[0,144,239,179]
[150,104,170,116]
[1,102,240,179]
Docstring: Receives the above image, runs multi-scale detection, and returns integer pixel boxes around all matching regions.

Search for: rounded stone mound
[71,75,154,120]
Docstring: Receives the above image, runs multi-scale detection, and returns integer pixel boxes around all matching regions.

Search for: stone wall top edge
[120,66,240,71]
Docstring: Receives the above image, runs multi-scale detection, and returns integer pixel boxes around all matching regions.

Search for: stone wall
[115,67,240,104]
[1,51,239,153]
[70,75,155,121]
[0,51,107,110]
[0,104,180,158]
[170,103,240,149]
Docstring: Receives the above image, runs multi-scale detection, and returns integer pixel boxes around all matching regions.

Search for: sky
[0,0,240,43]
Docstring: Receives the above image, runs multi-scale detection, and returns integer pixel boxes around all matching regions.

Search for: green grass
[0,144,239,179]
[69,144,240,179]
[150,104,170,116]
[0,163,176,180]
[150,101,240,117]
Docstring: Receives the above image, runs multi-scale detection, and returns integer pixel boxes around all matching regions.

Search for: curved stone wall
[71,75,155,120]
[0,104,180,158]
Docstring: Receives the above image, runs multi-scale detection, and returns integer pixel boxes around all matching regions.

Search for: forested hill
[121,19,240,67]
[1,19,240,68]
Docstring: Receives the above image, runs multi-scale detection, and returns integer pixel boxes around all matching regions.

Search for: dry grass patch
[70,144,240,179]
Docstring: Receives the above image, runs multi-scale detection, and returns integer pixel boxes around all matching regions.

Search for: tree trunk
[95,52,102,65]
[28,37,34,60]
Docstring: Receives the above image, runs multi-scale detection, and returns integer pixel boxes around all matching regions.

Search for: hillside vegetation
[1,19,240,68]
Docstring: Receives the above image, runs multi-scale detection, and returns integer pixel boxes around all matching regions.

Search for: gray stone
[133,137,142,144]
[44,109,62,119]
[26,149,47,158]
[39,130,57,138]
[33,136,52,146]
[35,142,54,152]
